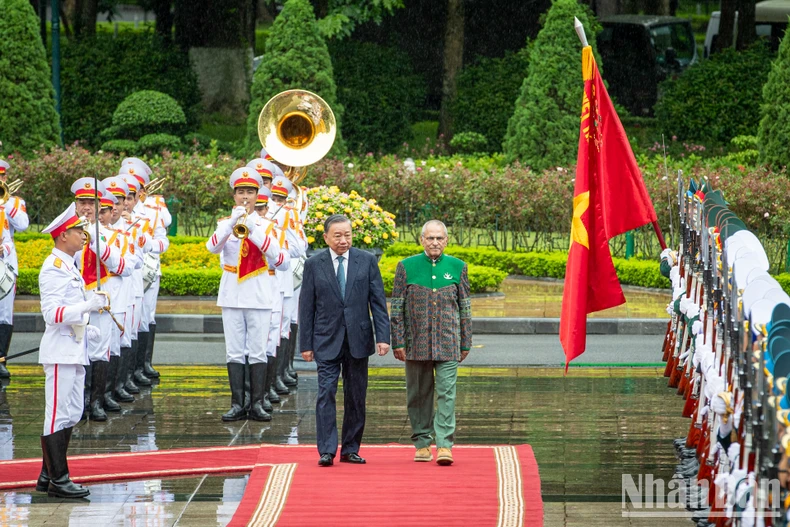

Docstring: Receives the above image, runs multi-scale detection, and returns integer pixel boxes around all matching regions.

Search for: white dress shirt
[329,248,349,282]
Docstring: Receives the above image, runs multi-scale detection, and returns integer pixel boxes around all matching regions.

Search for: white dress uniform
[39,209,105,435]
[206,172,290,365]
[0,194,29,325]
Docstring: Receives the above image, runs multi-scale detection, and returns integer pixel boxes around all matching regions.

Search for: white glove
[230,206,246,222]
[86,293,108,313]
[686,303,700,320]
[692,319,703,335]
[711,393,730,415]
[244,215,258,234]
[718,417,733,438]
[86,324,101,344]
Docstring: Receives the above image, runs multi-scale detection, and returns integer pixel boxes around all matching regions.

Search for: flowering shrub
[304,186,398,249]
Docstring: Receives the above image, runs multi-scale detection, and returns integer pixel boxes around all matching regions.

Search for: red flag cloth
[559,46,658,369]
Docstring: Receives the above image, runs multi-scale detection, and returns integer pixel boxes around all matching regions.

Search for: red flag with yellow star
[560,46,658,369]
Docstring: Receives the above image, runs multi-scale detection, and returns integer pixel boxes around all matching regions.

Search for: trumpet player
[0,159,29,380]
[71,179,133,421]
[206,168,290,422]
[122,159,170,382]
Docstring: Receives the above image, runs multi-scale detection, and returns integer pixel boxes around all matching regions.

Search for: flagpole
[574,17,667,253]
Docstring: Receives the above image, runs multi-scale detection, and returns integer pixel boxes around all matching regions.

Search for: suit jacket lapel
[344,248,360,303]
[321,249,343,302]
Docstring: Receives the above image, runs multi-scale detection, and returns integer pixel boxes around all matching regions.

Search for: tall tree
[758,26,790,167]
[72,0,98,37]
[503,0,601,171]
[438,0,463,141]
[174,0,254,48]
[0,0,61,153]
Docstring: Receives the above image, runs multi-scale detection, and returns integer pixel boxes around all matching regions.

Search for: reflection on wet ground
[1,365,690,526]
[14,277,670,318]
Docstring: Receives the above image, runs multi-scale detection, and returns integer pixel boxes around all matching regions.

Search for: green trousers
[405,360,458,449]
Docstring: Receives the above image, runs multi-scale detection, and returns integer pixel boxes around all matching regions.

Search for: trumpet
[232,201,250,239]
[0,179,23,205]
[139,176,167,202]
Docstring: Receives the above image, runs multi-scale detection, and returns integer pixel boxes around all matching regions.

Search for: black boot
[287,323,298,381]
[143,323,160,378]
[280,338,297,387]
[123,343,140,394]
[0,323,12,379]
[114,349,135,402]
[37,436,50,492]
[273,346,289,395]
[89,361,108,421]
[262,359,273,413]
[133,332,152,386]
[81,364,91,420]
[103,355,121,411]
[266,359,280,404]
[43,428,90,498]
[243,358,251,413]
[221,363,247,422]
[248,363,272,421]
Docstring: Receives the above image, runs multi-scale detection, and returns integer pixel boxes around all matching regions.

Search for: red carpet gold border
[495,446,525,527]
[248,463,298,527]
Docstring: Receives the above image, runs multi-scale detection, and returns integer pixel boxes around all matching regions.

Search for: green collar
[423,251,444,264]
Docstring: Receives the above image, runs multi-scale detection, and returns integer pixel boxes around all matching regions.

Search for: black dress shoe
[340,453,366,464]
[318,453,334,467]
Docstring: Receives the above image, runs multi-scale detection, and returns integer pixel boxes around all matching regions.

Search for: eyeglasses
[423,236,446,242]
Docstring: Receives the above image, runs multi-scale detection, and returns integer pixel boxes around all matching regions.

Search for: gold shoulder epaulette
[54,258,62,269]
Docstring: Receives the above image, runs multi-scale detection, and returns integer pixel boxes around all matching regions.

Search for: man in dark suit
[300,214,390,467]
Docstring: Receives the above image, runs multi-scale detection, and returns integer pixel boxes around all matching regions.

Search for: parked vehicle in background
[703,0,790,58]
[597,15,698,117]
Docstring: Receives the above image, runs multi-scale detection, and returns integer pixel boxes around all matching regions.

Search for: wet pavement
[0,365,693,526]
[12,277,671,318]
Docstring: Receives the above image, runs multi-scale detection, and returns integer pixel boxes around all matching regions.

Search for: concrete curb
[13,313,669,335]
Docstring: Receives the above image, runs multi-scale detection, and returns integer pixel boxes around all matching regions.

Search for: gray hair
[421,220,448,238]
[324,214,352,232]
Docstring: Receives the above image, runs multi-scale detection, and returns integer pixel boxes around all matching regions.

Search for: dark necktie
[337,255,346,297]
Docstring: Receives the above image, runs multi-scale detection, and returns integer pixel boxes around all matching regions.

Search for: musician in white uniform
[206,168,290,422]
[123,158,170,382]
[36,203,107,498]
[267,176,307,394]
[0,159,30,379]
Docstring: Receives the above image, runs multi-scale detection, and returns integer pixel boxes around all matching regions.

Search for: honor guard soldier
[102,176,143,412]
[71,179,132,421]
[247,157,275,191]
[267,176,307,393]
[123,158,170,381]
[37,203,107,498]
[0,159,30,379]
[206,168,290,422]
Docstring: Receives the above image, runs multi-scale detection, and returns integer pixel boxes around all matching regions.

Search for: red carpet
[0,444,543,526]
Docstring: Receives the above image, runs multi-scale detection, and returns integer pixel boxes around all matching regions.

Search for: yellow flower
[372,218,380,226]
[392,231,399,238]
[314,211,324,219]
[315,203,325,210]
[364,236,372,244]
[382,233,389,240]
[362,212,369,218]
[322,195,330,202]
[327,206,336,213]
[316,224,324,232]
[307,236,315,243]
[344,207,352,214]
[340,197,348,204]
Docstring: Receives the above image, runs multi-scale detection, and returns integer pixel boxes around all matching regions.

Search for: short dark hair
[324,214,352,233]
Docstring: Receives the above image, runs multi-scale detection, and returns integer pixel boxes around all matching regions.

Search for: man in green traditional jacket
[390,220,472,466]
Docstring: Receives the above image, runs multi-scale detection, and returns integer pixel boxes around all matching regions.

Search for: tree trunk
[438,0,464,143]
[735,0,757,50]
[714,0,737,52]
[594,0,621,17]
[313,0,329,19]
[153,0,175,40]
[72,0,97,38]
